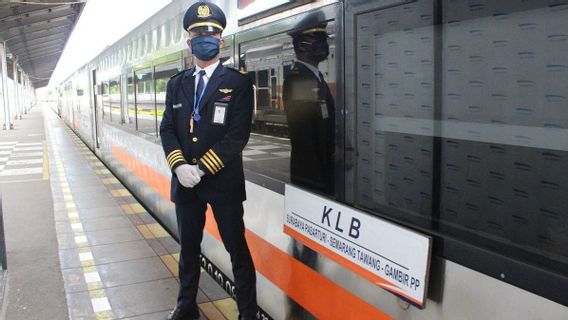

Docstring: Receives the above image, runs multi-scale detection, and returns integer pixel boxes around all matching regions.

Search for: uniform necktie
[318,71,328,99]
[196,70,206,102]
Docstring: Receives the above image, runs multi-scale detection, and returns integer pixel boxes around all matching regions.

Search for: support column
[18,67,24,116]
[0,42,11,130]
[12,59,21,120]
[24,74,30,113]
[22,74,27,114]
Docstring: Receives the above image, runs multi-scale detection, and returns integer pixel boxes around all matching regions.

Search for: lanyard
[192,73,209,122]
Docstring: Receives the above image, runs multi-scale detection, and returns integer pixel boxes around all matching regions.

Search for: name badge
[173,103,182,109]
[213,102,228,125]
[320,103,329,119]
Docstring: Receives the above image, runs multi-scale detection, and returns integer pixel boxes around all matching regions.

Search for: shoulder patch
[226,67,247,75]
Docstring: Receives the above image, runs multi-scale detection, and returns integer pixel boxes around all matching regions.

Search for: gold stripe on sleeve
[201,156,218,173]
[203,153,221,171]
[167,150,183,162]
[199,158,216,175]
[208,149,224,168]
[168,155,185,167]
[170,158,186,168]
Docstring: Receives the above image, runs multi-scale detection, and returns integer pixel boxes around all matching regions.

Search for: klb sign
[283,185,432,308]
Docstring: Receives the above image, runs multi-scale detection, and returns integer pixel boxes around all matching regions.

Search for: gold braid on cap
[187,22,224,31]
[301,28,327,34]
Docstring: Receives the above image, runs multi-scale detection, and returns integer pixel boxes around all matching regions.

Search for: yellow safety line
[48,129,115,319]
[43,140,49,180]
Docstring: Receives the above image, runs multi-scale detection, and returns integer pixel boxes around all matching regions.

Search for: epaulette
[170,69,187,79]
[226,67,247,75]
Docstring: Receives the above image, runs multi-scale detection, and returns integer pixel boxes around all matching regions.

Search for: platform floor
[0,105,239,320]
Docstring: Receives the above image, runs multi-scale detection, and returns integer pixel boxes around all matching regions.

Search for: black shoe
[165,306,199,320]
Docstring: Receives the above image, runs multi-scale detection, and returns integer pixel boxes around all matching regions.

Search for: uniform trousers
[175,192,257,318]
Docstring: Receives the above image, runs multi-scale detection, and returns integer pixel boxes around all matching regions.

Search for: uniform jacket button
[192,137,198,142]
[191,158,197,164]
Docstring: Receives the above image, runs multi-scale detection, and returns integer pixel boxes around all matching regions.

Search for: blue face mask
[190,35,220,61]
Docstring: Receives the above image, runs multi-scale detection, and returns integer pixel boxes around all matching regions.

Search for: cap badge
[197,5,212,18]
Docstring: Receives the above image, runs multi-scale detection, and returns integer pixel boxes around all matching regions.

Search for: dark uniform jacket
[159,63,253,204]
[283,61,335,196]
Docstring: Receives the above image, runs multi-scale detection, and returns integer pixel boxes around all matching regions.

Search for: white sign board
[284,185,432,307]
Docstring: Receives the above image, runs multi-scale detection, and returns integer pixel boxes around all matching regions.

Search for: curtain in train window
[155,60,181,129]
[239,20,338,197]
[135,68,156,136]
[109,77,121,123]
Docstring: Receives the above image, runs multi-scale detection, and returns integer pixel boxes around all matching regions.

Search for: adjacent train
[56,0,567,319]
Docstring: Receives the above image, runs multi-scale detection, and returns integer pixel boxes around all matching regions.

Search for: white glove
[175,164,201,188]
[195,165,205,177]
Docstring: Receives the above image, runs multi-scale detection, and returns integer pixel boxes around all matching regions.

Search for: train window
[101,81,110,121]
[126,74,136,128]
[109,78,121,123]
[134,67,157,136]
[155,60,181,130]
[239,20,339,197]
[351,0,568,291]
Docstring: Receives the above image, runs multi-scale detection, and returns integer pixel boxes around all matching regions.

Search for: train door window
[134,67,157,136]
[102,81,110,121]
[155,60,181,130]
[239,18,339,197]
[109,77,121,123]
[126,74,136,128]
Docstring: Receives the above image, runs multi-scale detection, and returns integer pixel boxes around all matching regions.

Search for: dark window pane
[352,0,568,276]
[135,68,156,135]
[102,81,110,121]
[109,78,121,123]
[126,75,136,128]
[155,60,181,129]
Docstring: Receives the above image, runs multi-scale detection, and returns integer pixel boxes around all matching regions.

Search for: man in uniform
[159,2,257,319]
[283,14,335,197]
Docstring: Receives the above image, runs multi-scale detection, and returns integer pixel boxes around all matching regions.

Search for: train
[55,0,567,319]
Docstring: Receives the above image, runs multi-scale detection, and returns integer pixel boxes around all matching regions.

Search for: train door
[91,69,101,148]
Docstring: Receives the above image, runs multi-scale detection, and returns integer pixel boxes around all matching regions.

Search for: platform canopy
[0,0,86,88]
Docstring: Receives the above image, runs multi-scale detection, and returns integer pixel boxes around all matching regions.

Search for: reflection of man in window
[283,15,335,196]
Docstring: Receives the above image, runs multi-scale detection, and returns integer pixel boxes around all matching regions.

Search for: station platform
[0,105,239,320]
